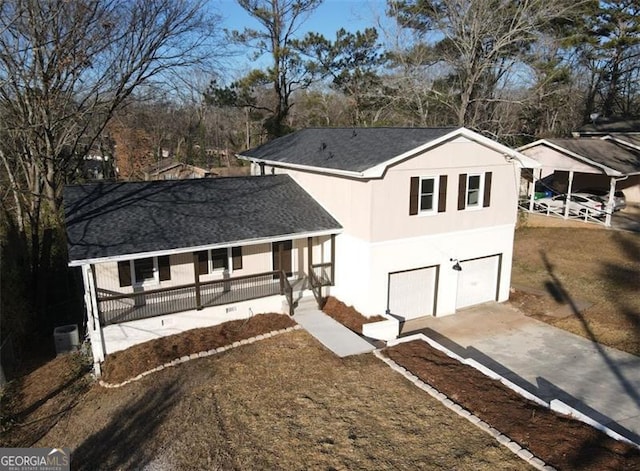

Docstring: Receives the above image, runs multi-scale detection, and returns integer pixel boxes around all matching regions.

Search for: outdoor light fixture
[450,258,462,271]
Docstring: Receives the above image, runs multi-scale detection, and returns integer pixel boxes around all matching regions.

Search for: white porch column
[528,168,539,211]
[605,176,616,227]
[564,170,574,219]
[82,264,105,374]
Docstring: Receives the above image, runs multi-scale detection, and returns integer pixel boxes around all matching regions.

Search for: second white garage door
[388,266,438,320]
[456,255,501,310]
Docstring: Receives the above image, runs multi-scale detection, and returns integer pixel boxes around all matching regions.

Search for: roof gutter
[236,154,367,179]
[68,227,343,267]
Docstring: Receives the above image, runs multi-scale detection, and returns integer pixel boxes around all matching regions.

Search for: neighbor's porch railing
[97,270,293,326]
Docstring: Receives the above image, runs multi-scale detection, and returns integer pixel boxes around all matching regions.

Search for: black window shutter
[232,247,243,270]
[158,255,171,281]
[458,174,467,210]
[197,250,209,275]
[438,175,448,213]
[409,177,419,215]
[118,261,132,287]
[483,171,492,208]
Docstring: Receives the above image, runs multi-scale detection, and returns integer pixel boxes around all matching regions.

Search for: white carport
[518,137,640,227]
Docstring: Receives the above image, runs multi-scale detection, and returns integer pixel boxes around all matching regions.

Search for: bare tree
[388,0,581,132]
[0,0,221,311]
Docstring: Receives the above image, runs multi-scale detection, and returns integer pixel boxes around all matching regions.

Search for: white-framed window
[410,175,448,215]
[118,255,171,287]
[458,172,492,211]
[466,174,483,207]
[419,176,439,213]
[196,247,243,275]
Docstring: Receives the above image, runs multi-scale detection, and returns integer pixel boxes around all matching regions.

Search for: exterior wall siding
[93,243,283,294]
[370,138,519,241]
[271,166,373,240]
[332,225,514,319]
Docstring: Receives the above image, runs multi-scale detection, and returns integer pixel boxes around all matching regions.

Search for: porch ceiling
[64,175,342,265]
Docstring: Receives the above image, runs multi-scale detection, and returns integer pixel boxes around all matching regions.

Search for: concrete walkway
[402,302,640,444]
[293,298,376,357]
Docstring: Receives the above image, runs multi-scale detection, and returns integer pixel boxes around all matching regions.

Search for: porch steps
[293,298,376,357]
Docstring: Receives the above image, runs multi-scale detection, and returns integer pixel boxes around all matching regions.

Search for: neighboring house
[64,175,341,373]
[518,137,640,226]
[238,127,538,327]
[142,157,215,180]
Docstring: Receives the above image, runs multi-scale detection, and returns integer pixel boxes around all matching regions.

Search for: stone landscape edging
[98,325,302,388]
[386,333,640,449]
[373,348,555,471]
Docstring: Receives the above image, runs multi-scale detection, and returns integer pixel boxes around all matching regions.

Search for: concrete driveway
[401,302,640,444]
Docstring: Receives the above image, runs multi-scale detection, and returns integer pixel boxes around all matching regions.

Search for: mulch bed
[385,340,640,471]
[101,313,296,384]
[322,296,385,334]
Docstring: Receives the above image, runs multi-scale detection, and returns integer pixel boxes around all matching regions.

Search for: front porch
[91,236,336,326]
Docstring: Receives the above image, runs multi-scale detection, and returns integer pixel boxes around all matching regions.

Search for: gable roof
[518,138,640,176]
[577,118,640,135]
[238,127,538,178]
[64,175,341,265]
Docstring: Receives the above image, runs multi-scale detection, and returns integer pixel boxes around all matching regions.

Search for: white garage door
[456,255,500,310]
[388,266,438,320]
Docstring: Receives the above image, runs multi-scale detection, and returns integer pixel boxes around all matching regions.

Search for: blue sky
[216,0,388,74]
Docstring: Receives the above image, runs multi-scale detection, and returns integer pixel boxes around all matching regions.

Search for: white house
[64,126,537,373]
[238,127,538,322]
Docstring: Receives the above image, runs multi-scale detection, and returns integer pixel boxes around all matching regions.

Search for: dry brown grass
[512,227,640,355]
[33,332,531,470]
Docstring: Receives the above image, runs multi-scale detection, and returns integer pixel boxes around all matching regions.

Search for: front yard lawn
[512,227,640,356]
[3,331,529,470]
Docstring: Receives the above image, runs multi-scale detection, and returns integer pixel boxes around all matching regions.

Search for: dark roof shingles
[64,175,341,262]
[547,138,640,174]
[240,127,457,172]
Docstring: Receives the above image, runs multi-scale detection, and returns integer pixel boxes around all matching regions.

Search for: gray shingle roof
[547,138,640,175]
[239,127,458,173]
[64,175,341,263]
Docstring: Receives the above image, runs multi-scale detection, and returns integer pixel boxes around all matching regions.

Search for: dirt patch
[512,227,640,356]
[1,352,92,447]
[101,313,296,384]
[322,296,385,334]
[35,331,530,470]
[385,340,640,471]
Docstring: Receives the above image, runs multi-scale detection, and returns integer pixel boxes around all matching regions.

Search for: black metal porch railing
[97,270,291,326]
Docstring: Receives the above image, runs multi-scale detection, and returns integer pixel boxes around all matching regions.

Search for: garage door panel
[456,255,500,309]
[388,266,437,320]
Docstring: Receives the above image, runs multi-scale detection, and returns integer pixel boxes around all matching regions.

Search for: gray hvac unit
[53,324,80,354]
